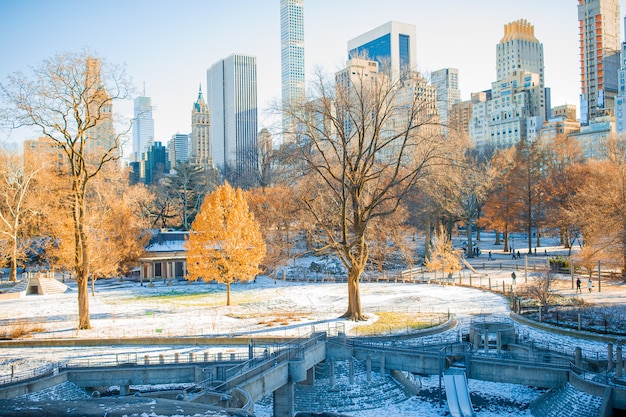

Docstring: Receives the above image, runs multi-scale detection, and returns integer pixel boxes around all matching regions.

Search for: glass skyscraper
[347,21,416,76]
[280,0,304,142]
[132,95,154,162]
[207,54,258,186]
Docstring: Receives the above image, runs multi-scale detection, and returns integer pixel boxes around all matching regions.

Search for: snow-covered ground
[0,233,621,416]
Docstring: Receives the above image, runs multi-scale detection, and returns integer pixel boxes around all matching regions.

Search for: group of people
[576,277,594,293]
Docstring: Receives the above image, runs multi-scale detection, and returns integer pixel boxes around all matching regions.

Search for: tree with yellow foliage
[185,182,266,305]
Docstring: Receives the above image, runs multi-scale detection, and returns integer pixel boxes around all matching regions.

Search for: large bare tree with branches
[287,62,457,320]
[1,51,132,329]
[0,150,43,281]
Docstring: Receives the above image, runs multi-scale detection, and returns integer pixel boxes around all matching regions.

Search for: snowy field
[0,264,619,416]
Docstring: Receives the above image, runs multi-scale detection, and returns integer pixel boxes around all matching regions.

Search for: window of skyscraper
[399,34,410,71]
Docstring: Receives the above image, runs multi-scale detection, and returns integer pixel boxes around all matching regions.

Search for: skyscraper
[280,0,305,142]
[207,54,258,186]
[616,17,626,134]
[432,68,461,134]
[347,21,416,76]
[132,95,154,163]
[190,86,211,167]
[496,19,545,120]
[85,57,117,158]
[168,133,189,168]
[578,0,621,125]
[468,20,545,149]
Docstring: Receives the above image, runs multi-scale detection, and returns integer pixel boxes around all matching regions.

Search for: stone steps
[294,359,411,413]
[36,278,69,295]
[15,381,90,402]
[530,383,602,417]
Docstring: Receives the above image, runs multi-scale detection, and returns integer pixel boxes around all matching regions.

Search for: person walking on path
[576,277,582,293]
[511,271,516,285]
[488,251,492,261]
[587,278,594,293]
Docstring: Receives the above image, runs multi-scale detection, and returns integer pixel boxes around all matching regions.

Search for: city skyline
[2,0,626,150]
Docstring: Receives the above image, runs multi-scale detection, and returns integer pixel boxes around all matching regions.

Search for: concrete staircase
[530,383,602,417]
[35,278,69,295]
[15,381,89,401]
[294,359,411,413]
[0,277,29,300]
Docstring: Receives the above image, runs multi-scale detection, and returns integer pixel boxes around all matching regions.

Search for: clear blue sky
[2,0,626,151]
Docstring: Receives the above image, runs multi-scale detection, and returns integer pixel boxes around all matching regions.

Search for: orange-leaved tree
[185,182,266,305]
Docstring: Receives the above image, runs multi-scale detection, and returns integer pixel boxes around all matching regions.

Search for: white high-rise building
[347,21,417,76]
[578,0,621,125]
[191,86,211,168]
[207,54,258,186]
[280,0,305,142]
[468,19,546,149]
[132,95,154,162]
[432,68,461,134]
[496,19,545,120]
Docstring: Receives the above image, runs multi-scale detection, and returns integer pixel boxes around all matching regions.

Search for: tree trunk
[341,266,366,321]
[466,223,474,258]
[77,277,90,329]
[424,217,432,262]
[226,282,231,306]
[503,226,509,253]
[9,236,17,282]
[74,181,91,330]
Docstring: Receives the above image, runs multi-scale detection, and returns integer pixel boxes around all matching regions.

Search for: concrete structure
[190,86,211,168]
[132,95,154,163]
[280,0,305,143]
[168,133,189,169]
[578,0,621,125]
[432,68,461,135]
[348,21,417,76]
[207,54,258,187]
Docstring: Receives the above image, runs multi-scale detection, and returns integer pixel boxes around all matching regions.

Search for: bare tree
[287,65,457,320]
[160,162,215,230]
[0,151,43,281]
[524,272,557,316]
[0,51,132,329]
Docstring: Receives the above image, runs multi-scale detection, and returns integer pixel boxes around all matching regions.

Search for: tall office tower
[615,16,626,134]
[168,133,189,168]
[190,86,211,167]
[207,54,258,187]
[347,21,417,76]
[280,0,305,142]
[85,57,117,158]
[578,0,621,125]
[132,95,154,163]
[496,19,546,120]
[431,68,461,134]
